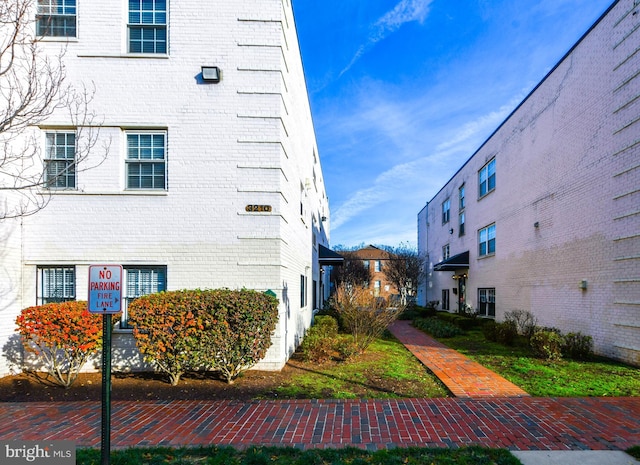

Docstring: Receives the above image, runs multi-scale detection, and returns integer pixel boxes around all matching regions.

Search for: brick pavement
[387,320,530,398]
[0,397,638,450]
[0,321,638,451]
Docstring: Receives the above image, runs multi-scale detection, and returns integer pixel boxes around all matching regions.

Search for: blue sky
[293,0,613,249]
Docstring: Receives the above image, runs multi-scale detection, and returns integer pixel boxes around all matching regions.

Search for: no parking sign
[88,265,123,314]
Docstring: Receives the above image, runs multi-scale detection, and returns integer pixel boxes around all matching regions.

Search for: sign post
[88,265,123,465]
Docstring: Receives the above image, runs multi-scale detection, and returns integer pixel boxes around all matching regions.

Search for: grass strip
[77,444,522,465]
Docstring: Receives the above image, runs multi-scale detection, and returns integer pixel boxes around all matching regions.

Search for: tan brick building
[350,245,399,301]
[417,0,639,366]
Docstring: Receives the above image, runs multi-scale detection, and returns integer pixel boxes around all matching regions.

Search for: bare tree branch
[0,0,109,220]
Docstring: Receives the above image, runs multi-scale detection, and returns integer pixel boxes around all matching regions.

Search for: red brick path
[0,397,638,450]
[388,320,529,398]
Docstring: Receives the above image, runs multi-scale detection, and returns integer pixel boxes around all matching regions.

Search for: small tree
[331,283,404,353]
[381,244,426,306]
[1,0,109,220]
[16,301,103,388]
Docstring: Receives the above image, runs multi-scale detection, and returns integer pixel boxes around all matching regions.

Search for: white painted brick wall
[0,0,330,376]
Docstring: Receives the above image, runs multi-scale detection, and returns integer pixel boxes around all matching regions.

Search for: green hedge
[128,289,278,385]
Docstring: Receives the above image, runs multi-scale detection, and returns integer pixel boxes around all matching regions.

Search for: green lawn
[430,328,640,397]
[269,335,449,399]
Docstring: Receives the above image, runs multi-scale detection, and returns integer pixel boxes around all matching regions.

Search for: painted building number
[88,265,123,314]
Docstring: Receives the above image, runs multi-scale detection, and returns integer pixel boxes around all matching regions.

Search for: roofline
[426,0,619,205]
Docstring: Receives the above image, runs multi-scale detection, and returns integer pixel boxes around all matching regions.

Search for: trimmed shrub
[435,311,482,330]
[413,317,463,338]
[482,320,498,342]
[203,289,279,384]
[562,332,593,360]
[129,289,278,385]
[335,336,359,361]
[494,321,518,346]
[300,316,339,363]
[530,330,563,361]
[16,301,103,388]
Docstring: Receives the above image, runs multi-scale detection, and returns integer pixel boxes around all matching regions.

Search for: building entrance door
[457,276,466,313]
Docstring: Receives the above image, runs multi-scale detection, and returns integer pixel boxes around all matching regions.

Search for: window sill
[477,253,495,260]
[77,53,169,59]
[478,189,495,201]
[38,37,79,43]
[41,189,168,196]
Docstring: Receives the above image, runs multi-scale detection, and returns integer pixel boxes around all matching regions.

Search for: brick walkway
[0,398,638,450]
[387,320,529,398]
[0,321,638,451]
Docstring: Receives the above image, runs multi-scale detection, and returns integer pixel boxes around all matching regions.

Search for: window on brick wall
[37,266,76,305]
[44,131,76,189]
[478,288,495,317]
[442,244,450,260]
[459,184,465,236]
[442,198,450,224]
[37,0,77,38]
[478,223,496,257]
[300,274,307,307]
[126,132,167,189]
[479,158,496,198]
[374,260,381,272]
[442,289,449,311]
[128,0,167,54]
[121,266,166,329]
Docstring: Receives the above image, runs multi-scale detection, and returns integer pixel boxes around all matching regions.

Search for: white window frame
[374,260,381,272]
[37,0,77,38]
[478,288,496,317]
[37,266,76,305]
[128,0,168,54]
[442,198,451,224]
[478,223,496,257]
[479,158,496,198]
[121,265,167,329]
[44,131,76,190]
[442,244,450,260]
[126,131,167,190]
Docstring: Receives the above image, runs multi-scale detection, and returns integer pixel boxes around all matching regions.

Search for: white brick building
[417,0,639,366]
[0,0,334,376]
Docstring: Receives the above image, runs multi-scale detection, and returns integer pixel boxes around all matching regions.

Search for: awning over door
[319,245,345,266]
[433,250,469,271]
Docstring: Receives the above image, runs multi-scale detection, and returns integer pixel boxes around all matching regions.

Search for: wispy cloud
[330,94,521,232]
[339,0,434,78]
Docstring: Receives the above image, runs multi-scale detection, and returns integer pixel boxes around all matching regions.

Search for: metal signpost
[88,265,123,465]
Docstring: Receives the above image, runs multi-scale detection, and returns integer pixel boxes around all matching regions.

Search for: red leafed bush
[16,301,103,388]
[128,289,279,385]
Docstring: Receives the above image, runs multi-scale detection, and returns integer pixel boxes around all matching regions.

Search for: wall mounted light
[201,66,221,83]
[449,228,454,234]
[534,221,539,228]
[579,280,588,290]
